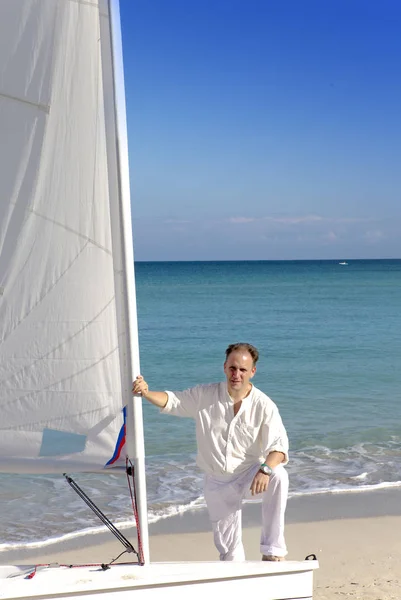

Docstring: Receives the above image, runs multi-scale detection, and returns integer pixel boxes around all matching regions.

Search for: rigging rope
[63,468,143,566]
[126,457,145,565]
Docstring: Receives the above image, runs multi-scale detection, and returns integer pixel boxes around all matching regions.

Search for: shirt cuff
[266,445,289,465]
[160,391,174,413]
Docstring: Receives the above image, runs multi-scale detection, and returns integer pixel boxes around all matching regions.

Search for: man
[132,342,289,562]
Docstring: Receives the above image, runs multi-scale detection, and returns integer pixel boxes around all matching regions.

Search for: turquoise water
[138,259,401,450]
[1,259,401,549]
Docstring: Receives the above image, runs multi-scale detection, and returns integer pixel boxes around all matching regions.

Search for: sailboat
[0,0,318,597]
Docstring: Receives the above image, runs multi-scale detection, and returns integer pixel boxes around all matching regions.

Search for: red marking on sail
[106,406,127,466]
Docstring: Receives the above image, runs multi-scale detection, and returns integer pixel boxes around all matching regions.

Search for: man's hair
[225,343,259,366]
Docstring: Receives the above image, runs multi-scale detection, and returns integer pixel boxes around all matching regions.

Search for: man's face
[224,350,256,395]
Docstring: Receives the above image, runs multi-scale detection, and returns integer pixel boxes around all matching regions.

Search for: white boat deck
[0,559,319,600]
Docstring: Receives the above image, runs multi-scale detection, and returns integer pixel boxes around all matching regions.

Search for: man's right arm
[132,375,168,408]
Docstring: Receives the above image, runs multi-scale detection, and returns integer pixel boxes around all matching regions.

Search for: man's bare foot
[262,555,285,561]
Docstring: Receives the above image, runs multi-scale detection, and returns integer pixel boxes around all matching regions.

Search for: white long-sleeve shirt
[162,382,289,477]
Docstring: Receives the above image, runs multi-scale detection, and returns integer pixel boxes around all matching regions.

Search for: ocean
[1,259,401,552]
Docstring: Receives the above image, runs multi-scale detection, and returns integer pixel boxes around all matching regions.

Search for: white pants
[204,464,288,561]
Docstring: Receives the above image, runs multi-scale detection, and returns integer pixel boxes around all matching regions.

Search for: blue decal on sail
[39,428,87,456]
[106,406,126,466]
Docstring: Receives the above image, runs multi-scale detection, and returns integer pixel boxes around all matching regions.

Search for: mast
[101,0,150,563]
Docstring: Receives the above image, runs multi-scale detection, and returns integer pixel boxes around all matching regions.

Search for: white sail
[0,0,140,474]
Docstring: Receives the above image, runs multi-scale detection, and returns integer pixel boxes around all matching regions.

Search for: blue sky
[120,0,401,261]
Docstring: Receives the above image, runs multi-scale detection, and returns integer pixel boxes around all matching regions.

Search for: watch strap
[260,463,273,476]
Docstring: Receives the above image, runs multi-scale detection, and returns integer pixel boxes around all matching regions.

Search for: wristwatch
[259,463,273,476]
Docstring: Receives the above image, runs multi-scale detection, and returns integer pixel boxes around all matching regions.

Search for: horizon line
[134,257,401,263]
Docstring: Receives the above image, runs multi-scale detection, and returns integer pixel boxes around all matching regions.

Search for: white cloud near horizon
[227,215,372,226]
[165,218,192,224]
[323,231,338,241]
[132,213,399,260]
[364,230,384,241]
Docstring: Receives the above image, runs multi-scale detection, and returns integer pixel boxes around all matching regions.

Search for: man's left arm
[250,401,289,496]
[250,451,285,496]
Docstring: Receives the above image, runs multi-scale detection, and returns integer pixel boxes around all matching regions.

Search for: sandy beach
[2,488,400,599]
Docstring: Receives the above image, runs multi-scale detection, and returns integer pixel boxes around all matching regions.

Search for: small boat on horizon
[339,261,348,265]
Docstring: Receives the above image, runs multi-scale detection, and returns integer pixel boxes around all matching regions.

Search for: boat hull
[0,560,318,599]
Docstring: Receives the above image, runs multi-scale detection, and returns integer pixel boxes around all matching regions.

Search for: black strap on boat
[63,474,141,565]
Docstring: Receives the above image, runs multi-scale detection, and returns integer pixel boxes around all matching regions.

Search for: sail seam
[0,239,111,355]
[0,346,119,413]
[0,240,86,345]
[0,403,115,432]
[0,297,116,388]
[88,8,105,265]
[7,201,112,255]
[68,0,99,7]
[0,92,50,113]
